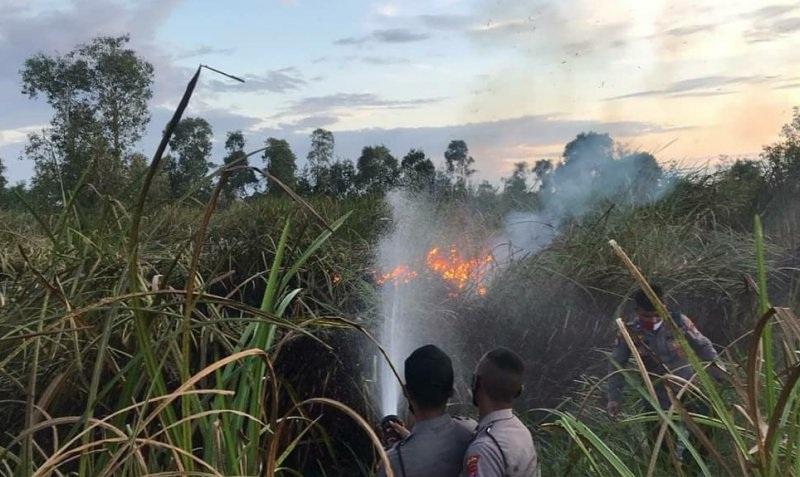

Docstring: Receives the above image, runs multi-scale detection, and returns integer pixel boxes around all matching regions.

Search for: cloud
[205,67,307,93]
[748,4,798,19]
[360,56,410,65]
[334,28,430,45]
[276,92,444,118]
[416,13,474,30]
[470,18,537,36]
[663,24,716,37]
[277,115,339,131]
[312,54,409,65]
[174,45,235,60]
[0,125,44,148]
[744,4,800,43]
[608,75,777,100]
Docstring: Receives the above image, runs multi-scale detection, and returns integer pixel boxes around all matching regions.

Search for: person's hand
[389,421,410,440]
[381,419,409,447]
[607,400,620,418]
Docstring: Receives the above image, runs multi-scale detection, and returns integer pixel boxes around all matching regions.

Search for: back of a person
[387,414,475,477]
[463,347,540,477]
[491,414,538,477]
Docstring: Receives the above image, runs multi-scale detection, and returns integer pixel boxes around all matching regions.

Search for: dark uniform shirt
[378,413,476,477]
[608,312,719,409]
[461,409,539,477]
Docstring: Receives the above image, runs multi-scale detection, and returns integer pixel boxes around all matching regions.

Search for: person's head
[471,347,525,411]
[403,344,454,414]
[633,284,664,323]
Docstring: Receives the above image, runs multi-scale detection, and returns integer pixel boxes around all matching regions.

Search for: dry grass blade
[258,168,332,232]
[274,397,393,477]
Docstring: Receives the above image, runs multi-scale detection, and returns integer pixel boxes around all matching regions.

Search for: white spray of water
[377,191,438,416]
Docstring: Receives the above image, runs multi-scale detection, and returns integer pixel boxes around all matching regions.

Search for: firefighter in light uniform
[378,345,476,477]
[462,348,539,477]
[607,285,723,416]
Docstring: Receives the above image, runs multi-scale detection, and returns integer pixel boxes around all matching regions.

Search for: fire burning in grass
[375,264,419,285]
[377,245,493,295]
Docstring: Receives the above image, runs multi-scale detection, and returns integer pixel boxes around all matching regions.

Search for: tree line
[0,35,506,209]
[1,34,798,213]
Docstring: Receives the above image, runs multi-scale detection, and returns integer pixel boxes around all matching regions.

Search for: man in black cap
[378,344,476,477]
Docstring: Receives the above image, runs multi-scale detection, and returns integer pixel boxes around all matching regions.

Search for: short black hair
[404,345,454,410]
[479,347,525,403]
[633,284,664,312]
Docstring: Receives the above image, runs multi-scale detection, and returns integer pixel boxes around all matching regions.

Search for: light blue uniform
[461,409,539,477]
[378,414,476,477]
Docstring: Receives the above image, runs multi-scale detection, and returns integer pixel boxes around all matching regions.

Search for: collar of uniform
[477,408,513,430]
[636,318,663,331]
[409,413,452,436]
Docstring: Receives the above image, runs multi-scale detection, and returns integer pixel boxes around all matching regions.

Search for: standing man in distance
[462,347,539,477]
[378,344,476,477]
[607,285,723,416]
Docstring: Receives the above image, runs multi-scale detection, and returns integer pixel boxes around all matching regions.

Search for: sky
[1,0,800,184]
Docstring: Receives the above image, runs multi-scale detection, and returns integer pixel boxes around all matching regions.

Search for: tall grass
[0,67,393,476]
[540,216,800,477]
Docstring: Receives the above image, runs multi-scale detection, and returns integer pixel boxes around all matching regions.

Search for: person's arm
[607,332,632,415]
[679,316,717,360]
[680,315,725,380]
[462,441,505,477]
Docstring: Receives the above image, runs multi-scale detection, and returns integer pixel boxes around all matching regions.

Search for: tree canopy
[21,35,153,204]
[263,138,298,195]
[165,117,214,198]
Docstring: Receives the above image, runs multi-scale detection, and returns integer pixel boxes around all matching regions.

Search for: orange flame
[376,264,418,285]
[376,246,493,295]
[425,246,493,292]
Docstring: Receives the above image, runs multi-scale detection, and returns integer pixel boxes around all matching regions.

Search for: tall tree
[127,152,171,203]
[503,161,529,200]
[444,140,476,189]
[164,117,214,198]
[0,157,7,207]
[547,132,614,199]
[263,138,298,195]
[0,157,7,193]
[762,106,800,193]
[476,180,497,200]
[616,151,663,200]
[21,35,153,202]
[355,145,398,195]
[222,131,258,201]
[306,128,334,192]
[328,159,357,198]
[400,148,435,190]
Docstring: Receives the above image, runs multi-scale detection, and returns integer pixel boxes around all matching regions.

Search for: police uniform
[378,414,476,477]
[461,409,539,477]
[608,311,720,409]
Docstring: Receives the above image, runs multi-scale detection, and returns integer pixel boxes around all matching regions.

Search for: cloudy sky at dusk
[1,0,800,183]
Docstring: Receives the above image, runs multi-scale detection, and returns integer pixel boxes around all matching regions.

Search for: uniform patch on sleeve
[466,454,480,477]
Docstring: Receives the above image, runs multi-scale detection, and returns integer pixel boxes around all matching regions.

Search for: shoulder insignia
[466,454,480,477]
